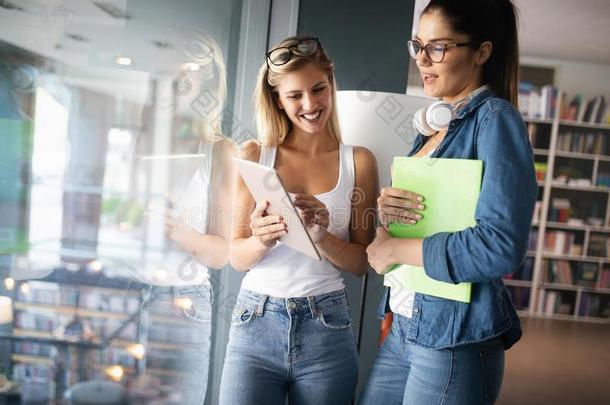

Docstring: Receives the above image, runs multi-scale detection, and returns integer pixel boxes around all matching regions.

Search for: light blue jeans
[219,288,358,405]
[359,313,505,405]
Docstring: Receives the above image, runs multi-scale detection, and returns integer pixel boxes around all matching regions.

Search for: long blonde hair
[253,36,342,146]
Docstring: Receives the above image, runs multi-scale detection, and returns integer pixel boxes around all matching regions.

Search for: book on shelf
[601,268,610,289]
[519,82,558,119]
[560,93,609,124]
[579,294,610,318]
[544,260,574,284]
[544,231,576,255]
[572,263,598,287]
[537,290,571,315]
[557,130,608,155]
[548,198,571,223]
[587,234,610,258]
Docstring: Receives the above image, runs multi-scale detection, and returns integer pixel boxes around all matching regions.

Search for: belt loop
[307,296,318,317]
[256,294,269,316]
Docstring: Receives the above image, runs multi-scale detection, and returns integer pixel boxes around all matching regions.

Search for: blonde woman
[219,36,378,404]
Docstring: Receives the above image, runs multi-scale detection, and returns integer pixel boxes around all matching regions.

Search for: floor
[497,316,610,404]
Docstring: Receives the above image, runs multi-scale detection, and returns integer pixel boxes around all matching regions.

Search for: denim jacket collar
[453,88,495,120]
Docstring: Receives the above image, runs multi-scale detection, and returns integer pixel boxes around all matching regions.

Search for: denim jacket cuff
[423,232,456,284]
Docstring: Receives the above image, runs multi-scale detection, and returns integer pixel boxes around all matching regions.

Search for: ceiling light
[116,57,132,66]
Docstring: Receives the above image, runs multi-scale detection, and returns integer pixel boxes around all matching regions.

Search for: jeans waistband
[237,288,348,317]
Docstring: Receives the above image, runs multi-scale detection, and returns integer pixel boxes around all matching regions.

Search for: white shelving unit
[509,92,610,323]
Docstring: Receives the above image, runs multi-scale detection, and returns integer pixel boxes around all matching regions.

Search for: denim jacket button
[287,301,296,310]
[413,308,419,314]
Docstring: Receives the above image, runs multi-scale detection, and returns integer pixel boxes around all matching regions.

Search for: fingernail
[418,204,425,210]
[416,214,423,220]
[418,196,424,202]
[410,220,417,224]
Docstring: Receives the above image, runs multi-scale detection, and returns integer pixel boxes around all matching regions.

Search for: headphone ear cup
[425,101,453,132]
[413,107,437,137]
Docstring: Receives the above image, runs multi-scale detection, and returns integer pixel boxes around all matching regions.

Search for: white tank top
[143,141,213,287]
[240,143,355,298]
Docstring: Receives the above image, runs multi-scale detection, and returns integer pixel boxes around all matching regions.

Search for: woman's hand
[293,193,330,243]
[377,187,425,228]
[366,227,398,274]
[164,214,199,249]
[250,200,287,248]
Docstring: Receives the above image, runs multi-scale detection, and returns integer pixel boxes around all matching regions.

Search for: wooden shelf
[541,253,610,264]
[554,150,610,162]
[504,279,533,288]
[14,301,131,320]
[558,120,610,131]
[550,183,610,193]
[146,367,187,377]
[525,117,554,124]
[540,283,610,294]
[11,354,53,365]
[545,221,610,233]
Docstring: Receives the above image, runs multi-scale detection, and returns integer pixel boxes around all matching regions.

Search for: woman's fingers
[378,195,425,210]
[251,214,284,229]
[380,187,424,202]
[251,222,287,236]
[381,207,423,225]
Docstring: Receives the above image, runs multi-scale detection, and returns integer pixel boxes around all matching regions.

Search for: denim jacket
[377,89,537,350]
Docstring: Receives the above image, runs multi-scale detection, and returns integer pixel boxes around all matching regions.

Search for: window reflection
[0,1,245,403]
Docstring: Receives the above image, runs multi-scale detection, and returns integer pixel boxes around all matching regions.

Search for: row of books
[595,173,610,188]
[547,198,571,223]
[560,94,608,124]
[601,268,610,289]
[18,281,141,313]
[519,84,558,120]
[578,294,610,318]
[536,290,573,316]
[544,260,598,287]
[588,234,610,258]
[16,282,79,307]
[14,311,138,341]
[556,131,610,155]
[543,230,578,255]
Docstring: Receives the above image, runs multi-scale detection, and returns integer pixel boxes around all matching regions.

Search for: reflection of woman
[134,31,236,405]
[219,36,378,404]
[361,1,537,404]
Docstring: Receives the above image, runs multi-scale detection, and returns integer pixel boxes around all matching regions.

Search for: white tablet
[233,157,322,261]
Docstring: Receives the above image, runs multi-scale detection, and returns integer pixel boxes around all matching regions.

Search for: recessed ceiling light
[116,57,132,66]
[184,63,200,71]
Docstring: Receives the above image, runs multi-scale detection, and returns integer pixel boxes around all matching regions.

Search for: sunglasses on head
[266,38,322,67]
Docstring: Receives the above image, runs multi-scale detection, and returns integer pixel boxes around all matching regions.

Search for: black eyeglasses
[266,38,321,67]
[407,40,480,63]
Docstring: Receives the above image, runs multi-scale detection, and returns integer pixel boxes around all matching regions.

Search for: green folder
[384,157,483,303]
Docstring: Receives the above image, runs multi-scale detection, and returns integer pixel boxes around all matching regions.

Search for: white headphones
[413,85,489,137]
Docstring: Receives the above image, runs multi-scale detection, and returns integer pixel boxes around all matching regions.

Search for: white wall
[521,55,610,99]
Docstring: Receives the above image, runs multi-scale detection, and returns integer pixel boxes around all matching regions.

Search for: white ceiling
[413,0,610,65]
[516,0,610,64]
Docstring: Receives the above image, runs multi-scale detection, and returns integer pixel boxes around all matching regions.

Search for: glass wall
[0,1,264,403]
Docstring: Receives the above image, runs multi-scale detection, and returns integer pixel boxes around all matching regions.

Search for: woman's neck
[282,127,337,156]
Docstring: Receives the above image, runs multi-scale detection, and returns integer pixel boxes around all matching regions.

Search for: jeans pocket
[181,289,212,324]
[230,306,257,327]
[318,306,352,330]
[480,348,504,402]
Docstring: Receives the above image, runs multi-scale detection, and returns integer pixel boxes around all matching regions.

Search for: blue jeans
[142,284,212,405]
[360,314,504,405]
[219,288,358,405]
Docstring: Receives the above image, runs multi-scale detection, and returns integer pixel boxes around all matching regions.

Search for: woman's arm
[166,138,238,270]
[423,105,537,283]
[314,147,379,277]
[228,140,287,271]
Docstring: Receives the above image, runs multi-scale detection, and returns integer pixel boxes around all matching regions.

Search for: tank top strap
[339,143,355,190]
[259,144,277,168]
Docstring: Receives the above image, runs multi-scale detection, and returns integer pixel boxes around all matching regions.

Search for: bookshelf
[505,89,610,323]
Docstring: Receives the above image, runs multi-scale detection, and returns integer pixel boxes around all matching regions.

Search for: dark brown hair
[423,0,520,107]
